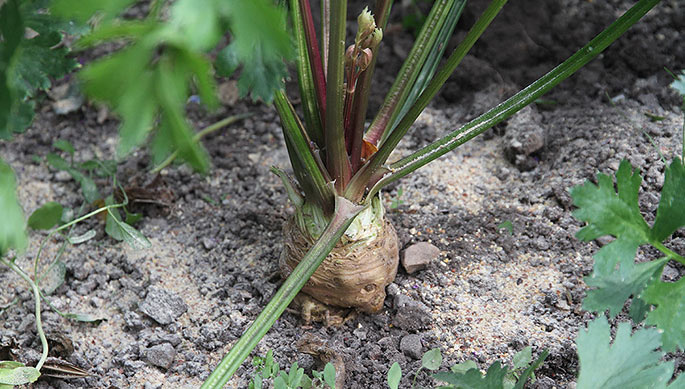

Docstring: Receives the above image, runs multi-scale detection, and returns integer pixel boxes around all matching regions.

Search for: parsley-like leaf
[576,316,674,389]
[642,278,685,352]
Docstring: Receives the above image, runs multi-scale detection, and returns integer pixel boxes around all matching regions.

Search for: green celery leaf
[667,374,685,388]
[642,278,685,352]
[0,365,40,385]
[513,350,548,389]
[582,258,667,317]
[28,201,63,230]
[433,362,508,388]
[220,0,292,102]
[651,159,685,241]
[576,316,674,389]
[11,31,79,96]
[215,43,240,78]
[571,160,649,243]
[0,0,24,139]
[169,0,221,51]
[155,58,209,173]
[0,160,27,255]
[51,0,136,23]
[511,347,532,370]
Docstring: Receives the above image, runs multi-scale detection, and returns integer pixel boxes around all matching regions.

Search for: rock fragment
[402,242,440,274]
[400,334,423,359]
[139,287,187,325]
[392,295,431,331]
[145,343,176,370]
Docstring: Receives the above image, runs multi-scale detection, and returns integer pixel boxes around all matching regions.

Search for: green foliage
[50,0,291,172]
[431,347,547,389]
[248,349,336,389]
[0,361,40,387]
[642,278,685,353]
[28,202,63,230]
[570,158,685,351]
[576,316,677,389]
[0,0,82,139]
[0,159,27,256]
[387,362,401,389]
[248,350,335,389]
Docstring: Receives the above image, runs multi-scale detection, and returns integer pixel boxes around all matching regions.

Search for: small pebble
[400,334,423,360]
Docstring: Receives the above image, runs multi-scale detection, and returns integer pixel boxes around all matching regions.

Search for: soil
[1,1,684,388]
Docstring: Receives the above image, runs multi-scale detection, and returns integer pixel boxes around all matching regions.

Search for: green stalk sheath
[346,0,508,201]
[1,257,49,371]
[290,0,325,148]
[385,0,466,145]
[366,0,661,200]
[324,0,351,190]
[275,90,335,211]
[364,0,455,146]
[349,0,394,172]
[201,197,363,389]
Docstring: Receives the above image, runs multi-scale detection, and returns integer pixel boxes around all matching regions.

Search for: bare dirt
[1,1,684,388]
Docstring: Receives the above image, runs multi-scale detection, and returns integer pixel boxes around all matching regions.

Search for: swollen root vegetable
[280,199,399,313]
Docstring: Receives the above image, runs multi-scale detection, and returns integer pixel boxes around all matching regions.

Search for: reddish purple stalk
[300,0,327,128]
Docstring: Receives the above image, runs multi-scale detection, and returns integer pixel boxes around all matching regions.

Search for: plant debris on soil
[1,0,684,388]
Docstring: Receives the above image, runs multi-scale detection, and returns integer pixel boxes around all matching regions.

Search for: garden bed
[1,0,684,387]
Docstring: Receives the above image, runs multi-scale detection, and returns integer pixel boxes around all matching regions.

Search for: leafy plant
[47,0,292,173]
[570,158,684,351]
[576,315,683,389]
[202,1,662,387]
[385,347,547,389]
[248,349,337,389]
[0,0,83,139]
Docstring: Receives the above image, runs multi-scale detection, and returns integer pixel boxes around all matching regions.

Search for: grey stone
[145,343,177,370]
[402,242,440,274]
[400,334,423,359]
[392,295,431,331]
[139,287,187,325]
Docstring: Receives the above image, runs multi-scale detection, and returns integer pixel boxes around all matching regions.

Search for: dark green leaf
[215,43,241,78]
[221,0,292,102]
[51,0,136,23]
[642,278,685,352]
[571,160,649,243]
[511,347,532,370]
[422,348,442,371]
[53,139,75,156]
[513,350,548,389]
[0,365,40,385]
[582,258,666,318]
[0,0,23,139]
[28,201,63,230]
[45,153,69,170]
[433,361,508,388]
[0,159,27,255]
[168,0,221,51]
[576,316,673,388]
[651,159,685,241]
[629,296,649,323]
